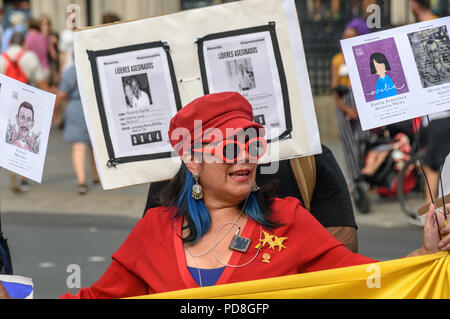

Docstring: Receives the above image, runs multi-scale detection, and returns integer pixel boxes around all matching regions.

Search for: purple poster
[352,37,409,103]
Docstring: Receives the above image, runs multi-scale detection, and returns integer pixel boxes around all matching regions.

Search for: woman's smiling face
[185,130,262,207]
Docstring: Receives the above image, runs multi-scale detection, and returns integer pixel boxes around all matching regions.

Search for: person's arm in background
[330,55,358,120]
[325,226,358,253]
[53,91,69,125]
[310,145,359,253]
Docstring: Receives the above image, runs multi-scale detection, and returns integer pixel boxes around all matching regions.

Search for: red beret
[168,92,265,156]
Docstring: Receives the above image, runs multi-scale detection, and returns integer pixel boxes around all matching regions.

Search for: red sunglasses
[192,137,267,163]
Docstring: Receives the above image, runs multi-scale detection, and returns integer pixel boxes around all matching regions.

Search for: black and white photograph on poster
[408,26,450,88]
[87,41,181,165]
[198,24,292,142]
[226,58,257,92]
[0,74,55,183]
[121,73,153,109]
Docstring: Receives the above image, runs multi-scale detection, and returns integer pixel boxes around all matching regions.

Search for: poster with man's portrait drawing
[0,74,55,183]
[5,99,42,155]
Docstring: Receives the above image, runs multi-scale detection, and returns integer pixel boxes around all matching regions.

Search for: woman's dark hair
[412,0,431,9]
[157,163,280,244]
[369,52,391,74]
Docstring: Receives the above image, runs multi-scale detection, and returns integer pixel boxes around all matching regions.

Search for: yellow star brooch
[255,231,287,251]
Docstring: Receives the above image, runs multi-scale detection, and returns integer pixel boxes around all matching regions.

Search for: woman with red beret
[58,92,450,299]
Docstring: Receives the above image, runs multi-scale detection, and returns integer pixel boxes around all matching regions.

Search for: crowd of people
[0,10,121,194]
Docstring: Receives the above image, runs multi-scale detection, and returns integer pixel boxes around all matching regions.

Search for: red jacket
[60,197,377,299]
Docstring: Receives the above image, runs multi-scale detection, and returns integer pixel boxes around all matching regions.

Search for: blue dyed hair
[175,166,276,244]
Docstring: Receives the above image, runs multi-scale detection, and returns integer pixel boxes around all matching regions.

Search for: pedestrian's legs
[89,147,99,183]
[72,143,87,194]
[10,174,29,193]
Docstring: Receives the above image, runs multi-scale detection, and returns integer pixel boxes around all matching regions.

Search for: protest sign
[0,74,55,183]
[87,42,181,167]
[341,16,450,130]
[197,23,292,143]
[74,0,321,190]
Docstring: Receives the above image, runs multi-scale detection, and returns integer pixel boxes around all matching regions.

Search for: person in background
[411,0,438,21]
[0,31,45,193]
[55,63,99,195]
[39,15,59,90]
[39,15,62,126]
[25,18,50,84]
[0,9,5,47]
[59,9,77,74]
[1,11,26,53]
[101,12,121,24]
[330,18,370,193]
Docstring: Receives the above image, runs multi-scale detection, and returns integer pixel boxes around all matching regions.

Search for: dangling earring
[192,172,203,200]
[251,183,260,193]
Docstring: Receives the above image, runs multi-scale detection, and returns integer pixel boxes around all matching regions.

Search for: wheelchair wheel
[353,182,371,214]
[397,154,425,225]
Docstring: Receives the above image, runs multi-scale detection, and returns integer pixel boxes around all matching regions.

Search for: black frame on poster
[87,41,181,168]
[197,22,293,143]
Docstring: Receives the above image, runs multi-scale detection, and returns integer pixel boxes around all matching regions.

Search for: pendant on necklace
[229,234,251,253]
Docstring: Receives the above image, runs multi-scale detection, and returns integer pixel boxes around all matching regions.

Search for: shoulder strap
[289,156,316,212]
[15,49,27,61]
[3,50,26,65]
[2,52,12,64]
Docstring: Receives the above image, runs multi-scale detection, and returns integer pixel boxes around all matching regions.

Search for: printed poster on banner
[341,16,450,130]
[73,0,322,190]
[197,23,293,142]
[0,74,55,183]
[87,42,181,167]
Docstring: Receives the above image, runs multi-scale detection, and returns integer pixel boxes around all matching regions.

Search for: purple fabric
[345,18,371,36]
[25,31,49,69]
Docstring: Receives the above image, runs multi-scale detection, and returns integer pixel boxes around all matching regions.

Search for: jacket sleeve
[59,259,148,299]
[290,201,378,273]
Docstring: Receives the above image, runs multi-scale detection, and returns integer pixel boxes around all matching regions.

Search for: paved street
[0,128,425,299]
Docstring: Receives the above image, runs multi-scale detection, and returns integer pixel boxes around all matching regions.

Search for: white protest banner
[74,0,321,190]
[341,16,450,131]
[0,74,55,183]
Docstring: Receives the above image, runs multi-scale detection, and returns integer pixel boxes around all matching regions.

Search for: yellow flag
[130,252,450,299]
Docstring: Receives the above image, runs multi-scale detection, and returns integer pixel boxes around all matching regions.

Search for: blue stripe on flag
[1,280,33,299]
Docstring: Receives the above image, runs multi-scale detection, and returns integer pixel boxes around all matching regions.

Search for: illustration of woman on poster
[370,52,399,100]
[370,52,398,100]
